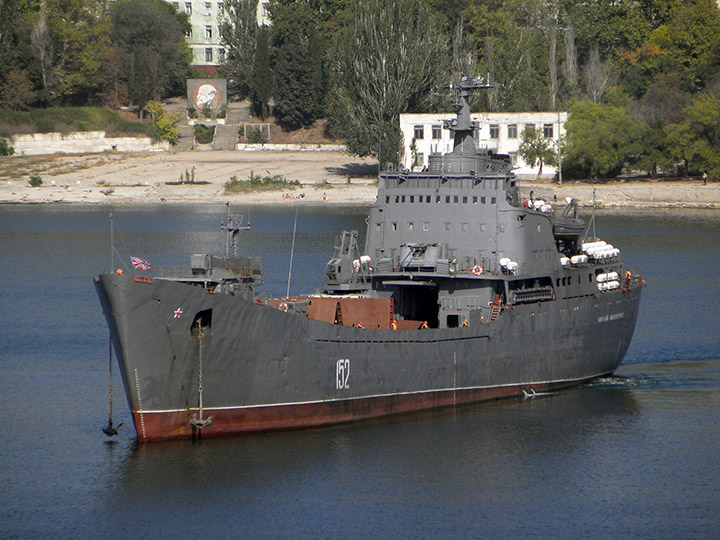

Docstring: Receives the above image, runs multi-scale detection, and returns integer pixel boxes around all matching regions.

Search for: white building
[166,0,270,73]
[400,111,568,179]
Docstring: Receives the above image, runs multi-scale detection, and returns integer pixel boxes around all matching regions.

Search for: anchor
[102,420,123,437]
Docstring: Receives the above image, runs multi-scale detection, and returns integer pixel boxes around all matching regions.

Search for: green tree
[145,100,181,144]
[219,0,258,100]
[47,0,112,104]
[250,25,272,120]
[329,0,447,162]
[563,100,644,179]
[109,0,190,111]
[664,91,720,177]
[0,69,36,109]
[273,26,316,129]
[519,127,556,177]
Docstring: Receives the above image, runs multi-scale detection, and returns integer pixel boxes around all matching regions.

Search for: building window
[414,125,424,140]
[203,1,211,15]
[217,1,224,15]
[508,124,517,138]
[185,27,192,38]
[524,123,535,134]
[543,123,554,138]
[432,124,441,139]
[185,2,192,15]
[489,124,499,139]
[219,48,226,62]
[205,48,213,62]
[205,26,212,39]
[172,2,179,10]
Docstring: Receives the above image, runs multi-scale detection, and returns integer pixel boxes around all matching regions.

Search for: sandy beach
[1,149,719,208]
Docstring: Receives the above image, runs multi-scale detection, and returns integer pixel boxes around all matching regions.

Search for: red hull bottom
[131,376,603,442]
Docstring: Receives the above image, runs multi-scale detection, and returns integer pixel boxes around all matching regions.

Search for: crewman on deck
[391,319,398,330]
[420,321,428,329]
[462,319,468,327]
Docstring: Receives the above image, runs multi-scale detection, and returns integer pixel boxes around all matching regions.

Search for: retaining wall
[10,131,169,156]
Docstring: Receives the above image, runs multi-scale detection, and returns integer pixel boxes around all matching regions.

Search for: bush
[194,124,215,144]
[28,172,42,187]
[224,171,291,193]
[187,107,198,119]
[241,126,267,143]
[0,138,14,156]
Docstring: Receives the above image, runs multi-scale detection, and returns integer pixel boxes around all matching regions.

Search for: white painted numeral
[336,359,350,390]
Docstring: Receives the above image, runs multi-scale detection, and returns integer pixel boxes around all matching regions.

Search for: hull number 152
[336,359,350,390]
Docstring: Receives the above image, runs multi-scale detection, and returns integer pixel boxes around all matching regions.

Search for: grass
[224,171,298,194]
[0,107,152,138]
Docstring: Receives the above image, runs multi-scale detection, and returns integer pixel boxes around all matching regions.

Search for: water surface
[1,205,718,539]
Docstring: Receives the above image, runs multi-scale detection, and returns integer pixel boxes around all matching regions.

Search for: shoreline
[1,150,719,209]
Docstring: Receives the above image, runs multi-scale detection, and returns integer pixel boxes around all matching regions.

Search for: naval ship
[95,78,644,442]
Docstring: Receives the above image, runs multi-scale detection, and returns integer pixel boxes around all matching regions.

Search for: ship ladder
[490,295,502,322]
[189,334,213,435]
[101,335,122,437]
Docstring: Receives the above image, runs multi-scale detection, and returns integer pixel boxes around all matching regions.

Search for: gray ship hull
[95,272,643,442]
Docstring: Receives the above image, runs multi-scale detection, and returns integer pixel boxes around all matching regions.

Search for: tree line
[2,0,720,179]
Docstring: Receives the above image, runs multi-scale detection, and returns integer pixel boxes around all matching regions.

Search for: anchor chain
[102,335,122,437]
[190,333,212,433]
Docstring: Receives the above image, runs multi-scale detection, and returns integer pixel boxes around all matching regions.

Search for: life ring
[279,302,288,312]
[134,275,151,283]
[472,265,483,276]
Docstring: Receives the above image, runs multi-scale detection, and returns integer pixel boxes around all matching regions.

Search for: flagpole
[110,212,114,272]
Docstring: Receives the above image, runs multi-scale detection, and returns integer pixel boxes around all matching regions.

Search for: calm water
[1,204,719,539]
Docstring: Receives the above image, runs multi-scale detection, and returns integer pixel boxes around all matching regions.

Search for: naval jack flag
[131,256,151,271]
